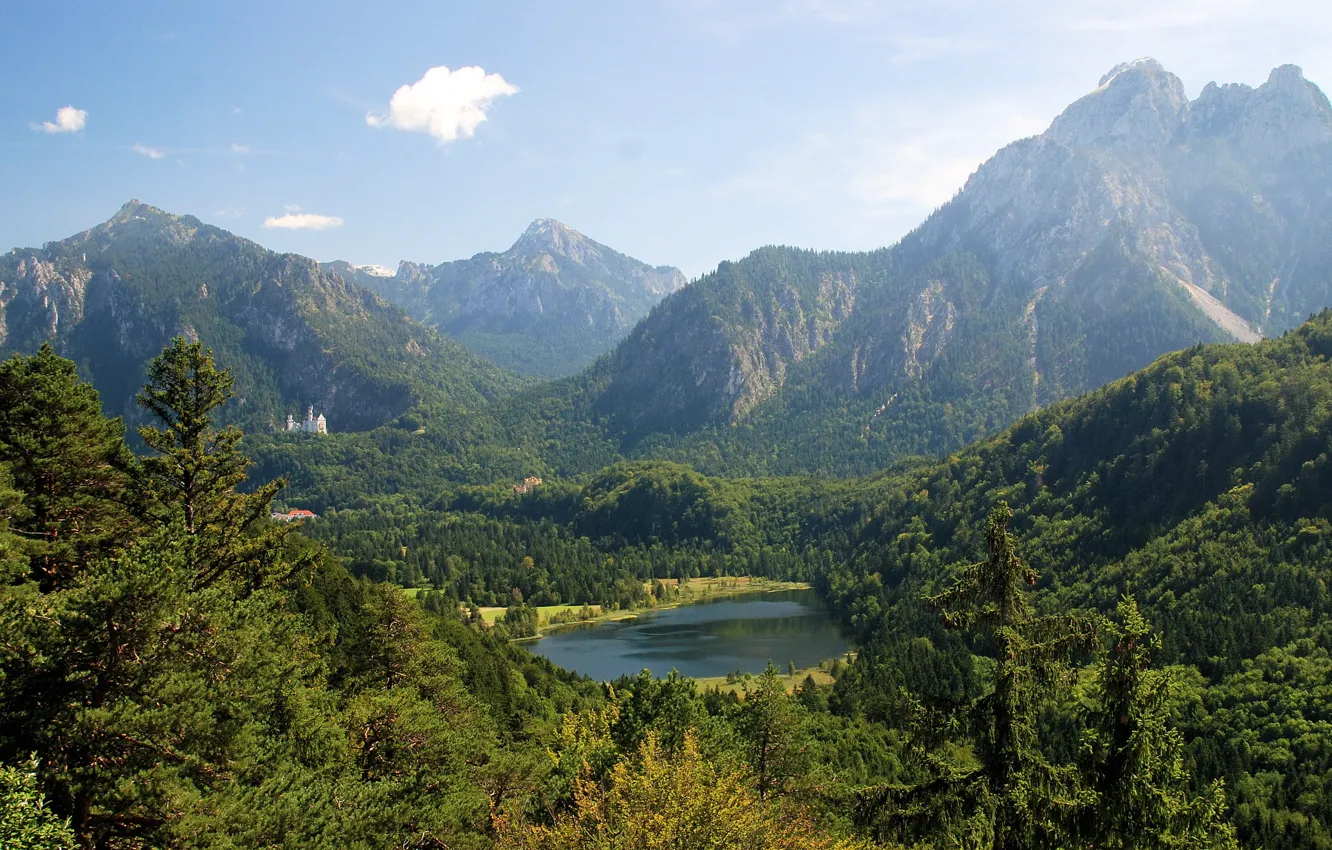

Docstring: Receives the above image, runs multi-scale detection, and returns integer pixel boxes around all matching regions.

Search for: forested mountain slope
[0,201,527,433]
[328,219,685,377]
[509,60,1332,477]
[820,311,1332,849]
[308,310,1332,848]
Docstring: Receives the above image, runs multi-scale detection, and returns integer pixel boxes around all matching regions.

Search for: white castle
[286,406,328,435]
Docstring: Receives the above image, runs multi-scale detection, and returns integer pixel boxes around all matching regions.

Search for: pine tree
[741,662,811,801]
[0,345,136,590]
[1080,597,1238,849]
[136,337,301,590]
[859,502,1096,849]
[0,464,26,585]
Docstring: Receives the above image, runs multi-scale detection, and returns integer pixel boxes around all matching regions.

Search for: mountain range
[0,201,525,433]
[514,59,1332,476]
[325,219,686,377]
[3,60,1330,482]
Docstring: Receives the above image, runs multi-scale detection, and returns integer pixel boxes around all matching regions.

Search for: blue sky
[3,1,1330,277]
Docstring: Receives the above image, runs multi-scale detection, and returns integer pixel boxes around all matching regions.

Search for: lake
[530,588,850,681]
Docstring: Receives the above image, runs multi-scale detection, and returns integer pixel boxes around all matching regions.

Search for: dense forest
[5,309,1330,846]
[7,331,1313,848]
[269,313,1332,848]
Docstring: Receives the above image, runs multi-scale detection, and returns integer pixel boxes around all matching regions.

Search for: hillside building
[512,475,544,495]
[270,509,317,522]
[286,406,328,435]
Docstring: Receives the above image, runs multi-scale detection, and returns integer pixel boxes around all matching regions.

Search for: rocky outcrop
[573,60,1332,462]
[328,219,686,376]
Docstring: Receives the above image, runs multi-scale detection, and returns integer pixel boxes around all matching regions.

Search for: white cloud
[230,143,250,154]
[35,106,87,134]
[263,212,344,230]
[132,143,166,159]
[214,207,245,219]
[366,65,518,144]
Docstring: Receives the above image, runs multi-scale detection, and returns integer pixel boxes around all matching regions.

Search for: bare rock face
[905,58,1332,345]
[329,219,686,377]
[1048,59,1189,151]
[577,60,1332,466]
[1188,65,1332,163]
[594,250,861,440]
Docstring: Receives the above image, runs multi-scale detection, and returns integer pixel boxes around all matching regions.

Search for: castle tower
[285,414,295,431]
[315,413,327,435]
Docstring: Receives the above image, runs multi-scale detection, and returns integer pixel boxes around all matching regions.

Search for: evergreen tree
[0,464,26,585]
[0,345,136,590]
[860,502,1096,849]
[1080,598,1238,849]
[136,337,300,590]
[740,662,811,801]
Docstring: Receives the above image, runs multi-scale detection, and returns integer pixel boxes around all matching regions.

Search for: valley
[3,51,1332,850]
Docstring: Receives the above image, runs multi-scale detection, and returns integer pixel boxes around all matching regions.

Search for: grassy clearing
[694,665,838,696]
[476,603,602,625]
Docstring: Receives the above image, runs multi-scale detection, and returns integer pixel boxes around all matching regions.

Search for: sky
[3,1,1331,279]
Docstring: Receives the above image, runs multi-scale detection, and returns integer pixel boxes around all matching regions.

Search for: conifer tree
[860,502,1095,849]
[136,337,300,589]
[741,662,811,801]
[0,465,26,584]
[0,345,136,590]
[1080,597,1238,849]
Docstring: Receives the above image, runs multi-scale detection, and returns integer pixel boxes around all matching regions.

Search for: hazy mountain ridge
[537,60,1332,476]
[329,219,686,377]
[0,201,526,432]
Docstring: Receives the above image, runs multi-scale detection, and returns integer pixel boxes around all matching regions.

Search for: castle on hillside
[512,476,543,495]
[286,406,328,435]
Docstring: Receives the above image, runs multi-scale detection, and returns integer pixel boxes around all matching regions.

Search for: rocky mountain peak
[328,218,685,377]
[1047,57,1187,150]
[1098,57,1167,87]
[511,218,592,261]
[113,198,175,221]
[1188,63,1332,160]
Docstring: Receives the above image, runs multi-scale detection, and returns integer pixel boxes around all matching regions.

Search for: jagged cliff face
[594,248,861,437]
[330,219,686,377]
[572,60,1332,469]
[0,202,521,431]
[909,59,1332,351]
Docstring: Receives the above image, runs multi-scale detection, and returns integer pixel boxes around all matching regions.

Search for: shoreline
[478,577,813,639]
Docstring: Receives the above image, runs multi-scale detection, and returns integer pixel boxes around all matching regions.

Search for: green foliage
[1079,598,1238,849]
[5,260,1332,848]
[859,504,1097,849]
[822,312,1332,849]
[740,663,814,801]
[0,344,137,590]
[0,757,74,850]
[0,342,595,849]
[137,337,305,590]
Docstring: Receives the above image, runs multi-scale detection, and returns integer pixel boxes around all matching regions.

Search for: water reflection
[530,589,850,682]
